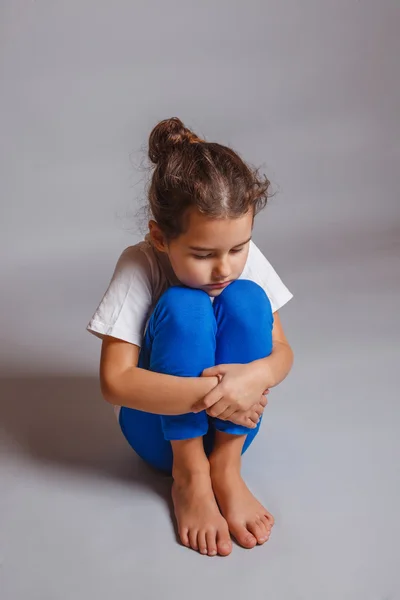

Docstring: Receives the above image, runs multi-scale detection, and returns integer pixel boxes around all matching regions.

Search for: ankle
[209,451,241,475]
[172,461,210,484]
[171,437,210,481]
[209,431,245,472]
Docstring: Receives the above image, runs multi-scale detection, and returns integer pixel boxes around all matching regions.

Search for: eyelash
[193,248,244,260]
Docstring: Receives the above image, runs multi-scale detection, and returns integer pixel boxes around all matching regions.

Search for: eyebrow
[189,237,252,252]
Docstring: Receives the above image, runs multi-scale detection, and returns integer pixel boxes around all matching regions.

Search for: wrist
[193,375,219,402]
[250,358,273,389]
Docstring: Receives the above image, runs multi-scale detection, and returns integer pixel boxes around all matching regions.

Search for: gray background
[1,1,399,598]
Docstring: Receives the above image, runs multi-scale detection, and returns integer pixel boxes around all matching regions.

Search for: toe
[216,528,232,556]
[247,520,267,545]
[256,518,269,543]
[230,522,257,549]
[179,528,190,548]
[264,511,275,527]
[262,514,273,532]
[197,530,208,555]
[188,529,199,551]
[206,530,218,557]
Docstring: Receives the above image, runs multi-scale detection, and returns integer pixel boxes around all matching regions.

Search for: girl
[87,118,294,558]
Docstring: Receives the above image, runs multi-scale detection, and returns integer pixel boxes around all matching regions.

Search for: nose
[213,256,231,281]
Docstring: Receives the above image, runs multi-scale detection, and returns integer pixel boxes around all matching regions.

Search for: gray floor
[1,224,399,599]
[1,1,399,597]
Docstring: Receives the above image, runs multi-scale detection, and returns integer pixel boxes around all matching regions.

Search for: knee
[223,279,269,300]
[155,286,214,329]
[216,280,272,320]
[158,286,211,312]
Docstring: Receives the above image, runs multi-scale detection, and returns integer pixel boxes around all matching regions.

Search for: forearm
[252,341,294,389]
[102,366,219,415]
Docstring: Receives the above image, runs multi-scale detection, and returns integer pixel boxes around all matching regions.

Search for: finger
[212,405,237,421]
[248,411,260,424]
[202,365,227,377]
[230,411,257,429]
[194,388,223,413]
[245,417,258,429]
[208,400,231,418]
[246,409,260,425]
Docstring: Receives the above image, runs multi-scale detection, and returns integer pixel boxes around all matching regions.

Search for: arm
[247,311,294,389]
[100,335,219,415]
[196,311,293,418]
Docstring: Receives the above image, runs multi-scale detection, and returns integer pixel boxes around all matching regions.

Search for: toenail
[209,550,217,556]
[201,548,207,554]
[246,537,256,545]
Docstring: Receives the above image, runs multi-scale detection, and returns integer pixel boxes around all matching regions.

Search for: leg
[119,285,215,472]
[209,280,275,548]
[170,438,231,557]
[119,286,231,556]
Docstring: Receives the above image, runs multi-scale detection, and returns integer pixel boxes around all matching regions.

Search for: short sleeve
[86,245,154,347]
[241,241,293,312]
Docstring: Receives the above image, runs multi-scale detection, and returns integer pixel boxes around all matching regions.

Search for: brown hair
[147,117,271,239]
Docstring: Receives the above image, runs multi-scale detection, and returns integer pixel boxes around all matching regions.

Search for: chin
[206,289,223,297]
[205,285,233,297]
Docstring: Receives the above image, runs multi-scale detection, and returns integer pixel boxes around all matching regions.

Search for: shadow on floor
[0,374,173,508]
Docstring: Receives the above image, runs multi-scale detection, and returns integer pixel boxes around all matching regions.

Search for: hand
[221,391,269,428]
[193,363,271,419]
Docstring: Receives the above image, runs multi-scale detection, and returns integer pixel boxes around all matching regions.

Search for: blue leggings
[119,280,274,473]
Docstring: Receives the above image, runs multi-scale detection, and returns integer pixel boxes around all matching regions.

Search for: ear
[148,220,168,253]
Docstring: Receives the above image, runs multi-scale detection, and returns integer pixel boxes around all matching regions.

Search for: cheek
[173,256,207,283]
[237,249,250,270]
[189,260,209,281]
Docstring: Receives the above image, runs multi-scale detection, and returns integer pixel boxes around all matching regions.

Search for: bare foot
[210,465,275,549]
[172,468,232,557]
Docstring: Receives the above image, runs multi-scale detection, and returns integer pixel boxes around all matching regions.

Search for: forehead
[177,208,253,249]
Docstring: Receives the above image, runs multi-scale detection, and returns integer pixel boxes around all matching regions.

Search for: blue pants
[119,280,274,473]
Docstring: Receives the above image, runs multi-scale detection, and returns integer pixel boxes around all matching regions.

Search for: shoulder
[241,240,293,312]
[245,240,276,277]
[113,240,159,283]
[86,240,159,346]
[117,240,153,268]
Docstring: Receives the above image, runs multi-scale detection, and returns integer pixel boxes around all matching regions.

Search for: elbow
[100,365,137,407]
[276,340,294,361]
[100,374,116,405]
[277,340,294,375]
[289,344,294,366]
[286,343,294,373]
[99,364,124,406]
[99,336,140,406]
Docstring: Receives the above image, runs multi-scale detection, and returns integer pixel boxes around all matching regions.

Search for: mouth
[206,281,231,290]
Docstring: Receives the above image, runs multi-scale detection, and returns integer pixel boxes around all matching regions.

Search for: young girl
[87,118,294,558]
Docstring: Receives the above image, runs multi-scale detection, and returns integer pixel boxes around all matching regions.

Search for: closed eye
[192,254,212,260]
[192,247,245,260]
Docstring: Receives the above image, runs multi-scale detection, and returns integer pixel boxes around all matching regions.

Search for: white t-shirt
[87,236,293,347]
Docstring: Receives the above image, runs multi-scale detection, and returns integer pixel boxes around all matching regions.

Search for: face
[149,208,253,296]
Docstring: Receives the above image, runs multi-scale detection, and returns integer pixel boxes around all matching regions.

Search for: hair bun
[148,117,203,164]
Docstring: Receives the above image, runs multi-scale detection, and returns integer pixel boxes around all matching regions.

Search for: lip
[206,281,231,289]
